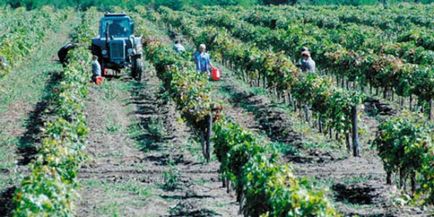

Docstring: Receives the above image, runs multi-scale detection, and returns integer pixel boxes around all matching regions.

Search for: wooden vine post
[429,98,433,121]
[201,113,213,162]
[352,105,360,157]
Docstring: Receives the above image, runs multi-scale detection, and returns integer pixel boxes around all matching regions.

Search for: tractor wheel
[132,58,144,81]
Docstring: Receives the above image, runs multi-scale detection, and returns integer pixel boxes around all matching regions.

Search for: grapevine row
[0,6,69,77]
[181,7,434,120]
[197,7,434,204]
[12,8,97,217]
[156,7,365,156]
[233,6,434,59]
[159,7,434,203]
[373,116,434,204]
[224,5,434,38]
[133,8,339,216]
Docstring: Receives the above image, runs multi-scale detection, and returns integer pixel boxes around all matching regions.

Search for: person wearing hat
[174,40,186,53]
[300,50,316,73]
[193,44,214,76]
[301,46,309,53]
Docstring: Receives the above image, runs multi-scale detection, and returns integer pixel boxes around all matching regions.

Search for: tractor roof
[104,13,127,17]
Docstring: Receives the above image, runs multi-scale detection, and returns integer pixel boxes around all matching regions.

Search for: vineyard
[0,2,433,217]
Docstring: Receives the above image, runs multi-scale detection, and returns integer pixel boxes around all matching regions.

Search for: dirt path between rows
[76,63,240,216]
[0,16,79,216]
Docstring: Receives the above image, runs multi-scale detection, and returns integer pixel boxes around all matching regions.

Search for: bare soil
[76,64,240,216]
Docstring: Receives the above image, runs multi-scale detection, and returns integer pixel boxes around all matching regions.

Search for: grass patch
[0,134,20,191]
[271,142,299,156]
[147,116,166,140]
[340,176,373,185]
[301,141,340,153]
[105,118,122,133]
[111,181,152,198]
[251,86,268,96]
[128,122,156,152]
[100,79,133,101]
[193,178,208,186]
[185,139,208,163]
[82,178,153,201]
[97,202,121,217]
[80,178,155,217]
[161,162,180,191]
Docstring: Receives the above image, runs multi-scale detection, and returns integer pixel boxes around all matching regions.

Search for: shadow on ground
[0,186,16,217]
[17,71,62,165]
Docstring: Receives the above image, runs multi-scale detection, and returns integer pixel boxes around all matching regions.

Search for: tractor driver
[109,21,126,36]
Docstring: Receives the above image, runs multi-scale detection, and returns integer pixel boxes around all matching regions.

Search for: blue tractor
[90,13,144,80]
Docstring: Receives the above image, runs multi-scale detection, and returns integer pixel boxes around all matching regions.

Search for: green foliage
[373,116,434,203]
[141,38,212,124]
[0,6,69,77]
[134,10,338,215]
[0,0,259,10]
[271,142,299,156]
[12,9,97,216]
[185,4,432,104]
[147,116,167,140]
[212,117,269,197]
[159,7,365,135]
[212,117,339,216]
[162,162,180,191]
[262,0,291,4]
[2,0,431,10]
[243,155,338,217]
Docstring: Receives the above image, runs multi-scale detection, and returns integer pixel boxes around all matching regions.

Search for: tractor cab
[99,14,134,39]
[90,13,143,80]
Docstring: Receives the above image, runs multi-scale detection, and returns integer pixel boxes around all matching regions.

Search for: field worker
[194,44,214,75]
[0,56,8,69]
[297,47,309,63]
[174,40,186,53]
[91,55,101,83]
[296,47,309,67]
[300,50,316,73]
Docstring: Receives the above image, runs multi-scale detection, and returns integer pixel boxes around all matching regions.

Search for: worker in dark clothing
[199,104,223,162]
[199,113,213,162]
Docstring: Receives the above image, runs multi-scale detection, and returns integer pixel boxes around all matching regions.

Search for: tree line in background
[0,0,431,10]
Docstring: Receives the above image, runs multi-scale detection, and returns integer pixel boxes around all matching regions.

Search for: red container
[96,76,104,85]
[211,67,221,81]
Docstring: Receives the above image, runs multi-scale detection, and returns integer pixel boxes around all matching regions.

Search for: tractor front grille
[110,40,125,61]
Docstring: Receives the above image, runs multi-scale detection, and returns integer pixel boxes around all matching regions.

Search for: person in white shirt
[91,55,101,82]
[300,50,316,73]
[0,56,8,70]
[174,40,186,53]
